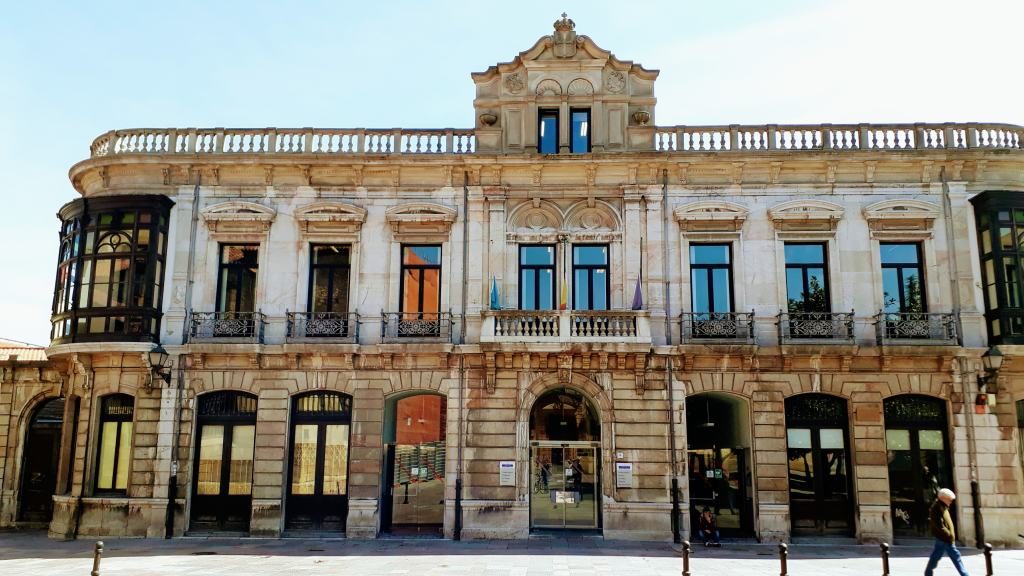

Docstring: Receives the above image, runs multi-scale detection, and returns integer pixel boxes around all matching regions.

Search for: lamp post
[977,346,1003,411]
[147,346,172,386]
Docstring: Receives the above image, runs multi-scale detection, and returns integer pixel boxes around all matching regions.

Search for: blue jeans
[924,538,969,576]
[699,529,720,544]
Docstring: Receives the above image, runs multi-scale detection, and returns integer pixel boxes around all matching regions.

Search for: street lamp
[147,345,172,386]
[976,346,1003,412]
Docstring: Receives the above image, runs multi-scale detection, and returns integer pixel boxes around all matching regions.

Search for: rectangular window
[95,395,134,493]
[401,245,442,315]
[217,245,258,313]
[690,244,732,314]
[538,109,559,154]
[573,245,609,311]
[784,243,830,313]
[308,244,351,313]
[570,108,590,153]
[880,243,926,313]
[519,245,556,310]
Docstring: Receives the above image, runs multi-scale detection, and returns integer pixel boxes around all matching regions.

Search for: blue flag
[490,276,501,310]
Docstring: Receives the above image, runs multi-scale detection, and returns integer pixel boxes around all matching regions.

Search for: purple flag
[631,276,643,310]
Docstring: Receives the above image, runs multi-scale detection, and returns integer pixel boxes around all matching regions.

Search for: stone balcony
[86,122,1023,158]
[480,310,651,344]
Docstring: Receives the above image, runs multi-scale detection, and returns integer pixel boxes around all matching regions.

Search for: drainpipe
[453,170,469,540]
[165,175,201,538]
[940,167,984,547]
[662,168,682,542]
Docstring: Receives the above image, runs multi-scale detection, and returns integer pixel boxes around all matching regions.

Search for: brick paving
[0,531,1021,576]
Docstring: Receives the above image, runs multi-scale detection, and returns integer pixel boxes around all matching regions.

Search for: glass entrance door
[286,392,352,532]
[18,399,64,523]
[785,395,853,536]
[687,447,748,536]
[382,394,446,536]
[190,392,257,533]
[530,442,599,529]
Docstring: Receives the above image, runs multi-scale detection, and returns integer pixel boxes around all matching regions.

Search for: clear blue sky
[0,0,1019,345]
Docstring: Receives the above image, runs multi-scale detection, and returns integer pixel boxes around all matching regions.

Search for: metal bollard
[90,541,103,576]
[682,540,691,576]
[779,542,789,576]
[983,543,993,576]
[879,542,890,576]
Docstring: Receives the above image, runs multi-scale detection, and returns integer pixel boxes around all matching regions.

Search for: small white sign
[555,490,576,504]
[616,462,634,488]
[411,467,420,476]
[499,461,516,486]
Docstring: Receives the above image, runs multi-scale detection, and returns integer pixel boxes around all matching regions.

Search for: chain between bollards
[779,542,788,576]
[681,540,691,576]
[90,541,103,576]
[983,542,993,576]
[880,542,890,576]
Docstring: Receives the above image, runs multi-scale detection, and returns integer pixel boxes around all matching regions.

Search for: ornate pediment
[295,201,367,237]
[201,201,276,234]
[768,199,844,232]
[863,199,939,236]
[674,200,749,232]
[385,202,457,238]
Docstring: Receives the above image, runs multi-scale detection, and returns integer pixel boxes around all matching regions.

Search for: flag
[631,276,643,310]
[559,278,568,310]
[489,276,500,310]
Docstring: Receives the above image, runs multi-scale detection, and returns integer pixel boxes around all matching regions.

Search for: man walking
[925,488,970,576]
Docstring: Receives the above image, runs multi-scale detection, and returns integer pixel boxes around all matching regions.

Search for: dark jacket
[928,500,955,543]
[698,514,718,533]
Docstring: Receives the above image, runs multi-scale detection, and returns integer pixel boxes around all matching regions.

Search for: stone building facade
[3,16,1024,544]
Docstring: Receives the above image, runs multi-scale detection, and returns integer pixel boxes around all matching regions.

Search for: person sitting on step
[698,507,721,547]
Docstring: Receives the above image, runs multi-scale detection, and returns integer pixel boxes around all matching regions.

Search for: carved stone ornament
[294,201,368,237]
[479,113,498,126]
[536,79,562,97]
[385,202,457,238]
[605,70,626,93]
[768,199,844,233]
[202,200,276,234]
[674,200,749,233]
[567,78,594,96]
[863,199,939,236]
[503,72,524,95]
[552,13,577,58]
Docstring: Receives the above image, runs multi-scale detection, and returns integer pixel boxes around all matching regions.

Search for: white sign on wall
[616,462,634,488]
[499,461,516,486]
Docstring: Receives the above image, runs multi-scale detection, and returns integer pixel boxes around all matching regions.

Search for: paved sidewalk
[0,531,1021,576]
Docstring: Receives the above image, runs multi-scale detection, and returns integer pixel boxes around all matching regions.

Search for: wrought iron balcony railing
[874,312,959,345]
[381,311,453,343]
[189,311,265,342]
[778,311,855,344]
[286,311,359,342]
[680,311,755,343]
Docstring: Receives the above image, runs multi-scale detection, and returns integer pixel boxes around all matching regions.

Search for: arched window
[287,391,353,532]
[50,195,173,344]
[191,391,258,532]
[95,394,134,493]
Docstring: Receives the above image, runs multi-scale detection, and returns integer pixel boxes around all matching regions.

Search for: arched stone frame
[504,200,565,310]
[861,199,944,317]
[197,200,277,316]
[86,392,137,497]
[8,389,65,522]
[293,201,367,320]
[675,200,751,324]
[515,372,614,509]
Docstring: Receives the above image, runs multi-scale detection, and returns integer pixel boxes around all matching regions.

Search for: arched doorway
[381,392,447,536]
[190,391,257,532]
[18,398,64,523]
[685,393,754,537]
[528,387,601,530]
[286,391,353,533]
[884,395,953,539]
[784,394,854,536]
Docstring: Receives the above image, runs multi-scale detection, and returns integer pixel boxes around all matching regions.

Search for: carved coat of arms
[552,13,577,59]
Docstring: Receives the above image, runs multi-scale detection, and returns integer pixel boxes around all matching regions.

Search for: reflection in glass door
[286,391,352,532]
[884,395,953,538]
[530,443,599,529]
[190,392,257,532]
[785,395,853,536]
[384,394,446,536]
[686,448,748,536]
